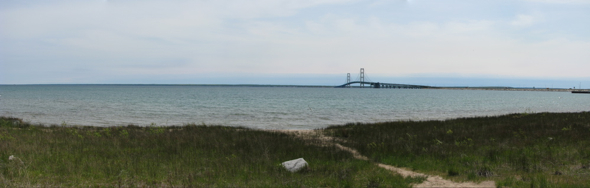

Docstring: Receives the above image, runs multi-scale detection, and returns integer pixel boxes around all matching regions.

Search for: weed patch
[0,117,421,187]
[325,112,590,187]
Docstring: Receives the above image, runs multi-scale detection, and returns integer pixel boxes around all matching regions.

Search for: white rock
[8,155,14,160]
[282,158,308,172]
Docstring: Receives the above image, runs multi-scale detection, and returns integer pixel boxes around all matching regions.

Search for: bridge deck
[336,81,430,88]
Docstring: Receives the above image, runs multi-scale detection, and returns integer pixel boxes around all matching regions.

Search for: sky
[1,0,589,88]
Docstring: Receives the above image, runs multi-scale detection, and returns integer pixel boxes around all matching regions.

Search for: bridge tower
[360,68,365,88]
[346,73,351,88]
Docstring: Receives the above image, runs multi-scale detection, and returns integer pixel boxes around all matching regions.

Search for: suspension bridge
[335,68,431,89]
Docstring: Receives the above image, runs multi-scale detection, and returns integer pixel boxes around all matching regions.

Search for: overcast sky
[1,0,589,87]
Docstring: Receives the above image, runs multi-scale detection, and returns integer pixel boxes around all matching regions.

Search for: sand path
[276,130,495,188]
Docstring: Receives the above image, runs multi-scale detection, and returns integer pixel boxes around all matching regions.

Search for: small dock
[572,90,590,94]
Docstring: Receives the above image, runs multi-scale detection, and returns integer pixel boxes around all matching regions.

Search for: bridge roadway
[336,81,430,89]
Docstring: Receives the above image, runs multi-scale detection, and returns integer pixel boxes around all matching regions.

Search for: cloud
[1,0,589,84]
[523,0,590,4]
[1,0,357,39]
[510,14,535,27]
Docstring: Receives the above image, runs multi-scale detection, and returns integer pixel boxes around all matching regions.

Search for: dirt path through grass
[276,130,495,188]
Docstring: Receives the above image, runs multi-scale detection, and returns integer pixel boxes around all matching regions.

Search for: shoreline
[4,110,590,129]
[3,110,590,132]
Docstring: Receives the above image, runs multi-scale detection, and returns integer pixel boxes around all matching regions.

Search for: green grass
[325,112,590,188]
[0,117,423,187]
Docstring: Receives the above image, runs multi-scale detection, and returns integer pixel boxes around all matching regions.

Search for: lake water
[0,85,588,129]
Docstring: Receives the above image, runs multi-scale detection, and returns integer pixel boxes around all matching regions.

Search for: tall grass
[0,117,422,187]
[325,112,590,187]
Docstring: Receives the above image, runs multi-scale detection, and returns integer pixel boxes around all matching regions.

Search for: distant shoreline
[433,87,586,92]
[2,84,588,92]
[0,84,335,88]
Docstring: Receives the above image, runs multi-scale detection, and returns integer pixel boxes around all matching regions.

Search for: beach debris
[282,158,308,172]
[8,155,25,165]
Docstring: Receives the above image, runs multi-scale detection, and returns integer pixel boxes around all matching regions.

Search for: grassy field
[325,112,590,188]
[0,117,424,187]
[2,112,589,187]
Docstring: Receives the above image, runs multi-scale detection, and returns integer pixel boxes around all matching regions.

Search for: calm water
[0,85,588,129]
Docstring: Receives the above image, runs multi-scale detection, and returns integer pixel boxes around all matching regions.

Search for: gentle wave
[1,85,588,129]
